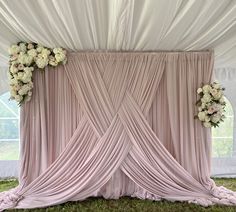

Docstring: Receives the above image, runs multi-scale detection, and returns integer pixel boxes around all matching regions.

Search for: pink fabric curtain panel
[1,51,236,211]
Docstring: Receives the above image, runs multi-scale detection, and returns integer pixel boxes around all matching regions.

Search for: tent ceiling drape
[0,0,236,72]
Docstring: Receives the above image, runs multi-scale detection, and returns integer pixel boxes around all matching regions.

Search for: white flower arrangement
[8,42,67,105]
[196,81,226,128]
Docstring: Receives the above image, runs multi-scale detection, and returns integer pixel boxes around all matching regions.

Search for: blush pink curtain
[1,51,236,211]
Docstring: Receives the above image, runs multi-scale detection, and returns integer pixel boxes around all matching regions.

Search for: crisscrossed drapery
[1,51,236,211]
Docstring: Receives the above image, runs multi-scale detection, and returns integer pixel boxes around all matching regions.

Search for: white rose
[18,89,27,96]
[219,97,225,103]
[197,88,203,94]
[198,111,206,121]
[202,85,211,93]
[48,56,58,66]
[27,43,34,50]
[203,122,212,128]
[10,54,19,61]
[202,94,212,103]
[213,91,222,100]
[211,114,221,124]
[8,45,20,55]
[210,88,218,96]
[207,105,216,114]
[55,53,66,62]
[10,65,19,74]
[18,64,25,70]
[212,82,221,89]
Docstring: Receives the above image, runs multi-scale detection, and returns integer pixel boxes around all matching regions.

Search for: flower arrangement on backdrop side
[196,81,226,128]
[8,42,67,105]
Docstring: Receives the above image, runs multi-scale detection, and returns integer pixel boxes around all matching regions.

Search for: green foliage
[0,179,236,212]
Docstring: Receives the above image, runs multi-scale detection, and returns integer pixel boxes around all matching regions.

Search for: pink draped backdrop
[1,51,236,211]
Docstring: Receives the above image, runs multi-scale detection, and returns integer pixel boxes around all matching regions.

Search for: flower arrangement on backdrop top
[8,42,67,105]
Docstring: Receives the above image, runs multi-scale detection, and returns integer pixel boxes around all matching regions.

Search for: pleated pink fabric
[1,51,236,211]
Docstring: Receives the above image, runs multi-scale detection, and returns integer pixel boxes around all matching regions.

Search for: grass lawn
[1,178,236,212]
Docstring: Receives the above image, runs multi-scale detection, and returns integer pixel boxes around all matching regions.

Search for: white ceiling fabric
[0,0,236,92]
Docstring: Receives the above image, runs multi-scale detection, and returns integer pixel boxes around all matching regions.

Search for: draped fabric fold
[1,51,236,211]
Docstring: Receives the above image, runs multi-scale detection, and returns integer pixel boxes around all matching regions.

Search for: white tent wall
[0,67,8,95]
[0,0,236,178]
[211,68,236,177]
[0,0,236,70]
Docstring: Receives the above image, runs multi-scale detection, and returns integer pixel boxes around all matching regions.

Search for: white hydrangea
[55,52,66,62]
[18,84,32,95]
[19,43,27,52]
[28,49,37,57]
[201,93,212,103]
[53,47,63,54]
[198,111,206,121]
[36,45,44,53]
[35,56,49,69]
[202,85,211,93]
[8,42,67,104]
[18,53,28,64]
[41,48,51,56]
